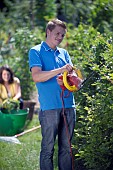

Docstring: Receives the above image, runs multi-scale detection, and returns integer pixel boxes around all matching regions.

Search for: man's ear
[47,29,51,36]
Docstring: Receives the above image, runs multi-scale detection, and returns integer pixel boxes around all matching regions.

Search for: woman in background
[0,65,23,109]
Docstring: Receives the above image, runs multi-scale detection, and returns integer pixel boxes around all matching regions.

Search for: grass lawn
[0,114,58,170]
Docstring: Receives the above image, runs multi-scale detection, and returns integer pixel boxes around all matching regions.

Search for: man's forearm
[32,68,63,83]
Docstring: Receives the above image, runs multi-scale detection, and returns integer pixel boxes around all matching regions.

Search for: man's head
[45,19,67,37]
[45,19,67,49]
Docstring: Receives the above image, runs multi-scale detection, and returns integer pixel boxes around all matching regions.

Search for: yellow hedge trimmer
[59,65,103,92]
[63,67,83,92]
[60,61,108,92]
[59,66,84,92]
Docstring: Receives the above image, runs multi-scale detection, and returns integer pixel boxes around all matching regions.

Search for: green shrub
[66,24,113,170]
[1,99,19,113]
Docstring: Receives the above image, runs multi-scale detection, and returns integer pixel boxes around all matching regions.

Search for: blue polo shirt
[29,41,75,111]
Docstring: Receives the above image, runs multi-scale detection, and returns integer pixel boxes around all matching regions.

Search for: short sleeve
[28,49,42,71]
[14,77,20,84]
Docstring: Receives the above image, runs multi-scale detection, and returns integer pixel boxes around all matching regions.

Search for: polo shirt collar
[41,41,59,52]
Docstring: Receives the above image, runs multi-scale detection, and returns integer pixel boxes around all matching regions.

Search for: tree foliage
[0,27,44,100]
[0,0,57,30]
[56,0,113,33]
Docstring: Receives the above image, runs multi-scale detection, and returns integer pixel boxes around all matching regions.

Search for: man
[29,18,76,170]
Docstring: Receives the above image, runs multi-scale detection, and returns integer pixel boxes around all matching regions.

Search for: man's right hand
[60,64,73,74]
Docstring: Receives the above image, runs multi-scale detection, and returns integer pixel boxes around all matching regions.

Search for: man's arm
[31,64,73,83]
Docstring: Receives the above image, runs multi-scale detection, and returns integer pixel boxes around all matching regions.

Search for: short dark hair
[0,65,14,84]
[45,18,67,37]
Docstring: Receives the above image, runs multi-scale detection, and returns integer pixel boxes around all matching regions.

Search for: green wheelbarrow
[0,109,29,136]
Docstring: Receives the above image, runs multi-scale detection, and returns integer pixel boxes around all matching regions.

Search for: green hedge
[66,24,113,170]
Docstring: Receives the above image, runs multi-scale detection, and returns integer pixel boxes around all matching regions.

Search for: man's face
[47,25,66,48]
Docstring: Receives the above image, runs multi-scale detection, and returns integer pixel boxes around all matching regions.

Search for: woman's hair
[0,65,14,84]
[45,18,67,37]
